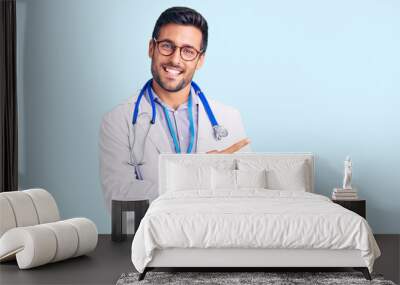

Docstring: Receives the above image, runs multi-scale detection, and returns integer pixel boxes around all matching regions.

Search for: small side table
[112,200,149,242]
[332,199,366,219]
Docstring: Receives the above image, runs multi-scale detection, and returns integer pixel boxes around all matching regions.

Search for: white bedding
[131,190,380,273]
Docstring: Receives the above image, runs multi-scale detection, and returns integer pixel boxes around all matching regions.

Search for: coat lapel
[134,91,172,154]
[196,98,215,153]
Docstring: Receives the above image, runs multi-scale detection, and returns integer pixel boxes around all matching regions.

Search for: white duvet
[131,190,380,273]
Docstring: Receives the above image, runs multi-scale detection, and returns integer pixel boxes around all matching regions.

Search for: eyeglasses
[153,38,203,61]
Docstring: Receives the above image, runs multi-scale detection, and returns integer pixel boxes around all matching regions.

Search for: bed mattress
[131,190,380,273]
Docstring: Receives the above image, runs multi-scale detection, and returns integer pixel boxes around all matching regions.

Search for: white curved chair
[0,188,98,269]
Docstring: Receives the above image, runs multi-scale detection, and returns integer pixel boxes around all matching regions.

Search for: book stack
[332,188,358,200]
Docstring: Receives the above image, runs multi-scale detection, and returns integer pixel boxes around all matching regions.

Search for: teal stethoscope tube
[156,88,194,154]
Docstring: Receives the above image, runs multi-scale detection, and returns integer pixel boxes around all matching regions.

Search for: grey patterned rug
[116,271,396,285]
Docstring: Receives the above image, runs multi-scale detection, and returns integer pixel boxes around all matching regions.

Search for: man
[99,7,251,212]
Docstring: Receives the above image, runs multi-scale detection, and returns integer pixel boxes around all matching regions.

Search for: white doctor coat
[99,91,251,212]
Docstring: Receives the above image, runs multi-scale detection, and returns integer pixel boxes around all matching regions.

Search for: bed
[131,153,381,281]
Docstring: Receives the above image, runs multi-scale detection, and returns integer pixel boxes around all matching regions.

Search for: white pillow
[237,159,309,191]
[266,163,307,191]
[167,163,212,192]
[211,168,268,190]
[236,169,268,189]
[211,168,236,190]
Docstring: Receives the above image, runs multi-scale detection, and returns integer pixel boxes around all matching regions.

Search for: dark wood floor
[0,235,398,285]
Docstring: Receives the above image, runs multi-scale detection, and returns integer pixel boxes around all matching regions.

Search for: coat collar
[150,86,200,111]
[132,86,215,154]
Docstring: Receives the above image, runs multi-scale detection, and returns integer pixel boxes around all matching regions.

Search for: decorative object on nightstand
[332,188,358,200]
[331,156,365,218]
[332,199,366,219]
[332,155,359,200]
[112,200,149,242]
[342,155,353,190]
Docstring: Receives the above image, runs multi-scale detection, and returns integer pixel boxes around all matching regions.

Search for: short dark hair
[152,7,208,52]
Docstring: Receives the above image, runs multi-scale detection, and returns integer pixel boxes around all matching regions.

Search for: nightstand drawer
[332,199,366,219]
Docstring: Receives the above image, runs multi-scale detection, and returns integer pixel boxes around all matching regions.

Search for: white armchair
[0,188,98,269]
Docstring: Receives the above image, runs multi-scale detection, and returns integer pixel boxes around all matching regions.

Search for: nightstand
[111,200,149,242]
[332,199,366,219]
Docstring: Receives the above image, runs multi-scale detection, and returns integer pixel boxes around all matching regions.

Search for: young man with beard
[100,7,251,211]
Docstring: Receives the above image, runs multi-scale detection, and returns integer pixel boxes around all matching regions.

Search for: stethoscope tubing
[129,79,228,178]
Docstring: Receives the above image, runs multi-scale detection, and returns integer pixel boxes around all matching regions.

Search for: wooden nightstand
[332,199,366,219]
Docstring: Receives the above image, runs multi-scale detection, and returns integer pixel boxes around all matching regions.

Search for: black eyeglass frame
[152,38,204,61]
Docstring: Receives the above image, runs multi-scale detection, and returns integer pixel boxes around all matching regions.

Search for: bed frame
[138,153,372,281]
[139,248,371,280]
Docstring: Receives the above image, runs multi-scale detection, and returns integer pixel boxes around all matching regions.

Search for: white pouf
[0,189,98,269]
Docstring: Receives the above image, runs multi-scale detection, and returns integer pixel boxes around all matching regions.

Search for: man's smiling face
[149,23,205,93]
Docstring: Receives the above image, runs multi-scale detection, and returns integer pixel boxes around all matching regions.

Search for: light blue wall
[17,0,400,234]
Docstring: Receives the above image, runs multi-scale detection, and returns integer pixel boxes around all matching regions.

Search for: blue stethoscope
[132,79,228,155]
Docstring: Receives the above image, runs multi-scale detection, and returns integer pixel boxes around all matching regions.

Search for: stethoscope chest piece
[213,125,228,141]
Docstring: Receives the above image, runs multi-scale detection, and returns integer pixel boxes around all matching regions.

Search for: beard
[150,60,195,93]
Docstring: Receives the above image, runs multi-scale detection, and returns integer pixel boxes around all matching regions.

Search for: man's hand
[206,138,251,154]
